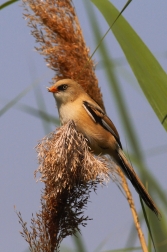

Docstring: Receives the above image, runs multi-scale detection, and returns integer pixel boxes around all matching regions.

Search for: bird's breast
[58,101,117,156]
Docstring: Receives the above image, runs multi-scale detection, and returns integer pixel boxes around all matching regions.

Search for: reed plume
[17,121,110,252]
[23,0,105,110]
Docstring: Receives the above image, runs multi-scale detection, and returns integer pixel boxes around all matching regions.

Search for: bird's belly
[58,103,116,156]
[77,124,114,155]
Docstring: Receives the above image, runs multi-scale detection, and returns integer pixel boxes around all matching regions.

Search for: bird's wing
[82,101,122,149]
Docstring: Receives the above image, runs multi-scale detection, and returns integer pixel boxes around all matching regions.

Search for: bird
[48,78,160,217]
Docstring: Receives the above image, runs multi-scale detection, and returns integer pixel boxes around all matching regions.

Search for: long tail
[116,148,160,217]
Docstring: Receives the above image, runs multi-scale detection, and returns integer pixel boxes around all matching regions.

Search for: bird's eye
[58,84,68,91]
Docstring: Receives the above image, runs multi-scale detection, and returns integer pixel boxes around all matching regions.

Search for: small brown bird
[48,79,160,216]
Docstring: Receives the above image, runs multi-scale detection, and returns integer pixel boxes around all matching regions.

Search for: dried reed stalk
[18,0,147,251]
[119,169,148,252]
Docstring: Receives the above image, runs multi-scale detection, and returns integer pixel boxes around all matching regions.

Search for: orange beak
[47,86,57,93]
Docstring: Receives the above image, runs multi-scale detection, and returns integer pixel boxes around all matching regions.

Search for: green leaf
[72,231,87,252]
[103,246,141,252]
[15,103,59,125]
[140,197,156,252]
[0,80,40,117]
[0,0,19,10]
[91,0,167,131]
[149,210,167,252]
[60,245,74,252]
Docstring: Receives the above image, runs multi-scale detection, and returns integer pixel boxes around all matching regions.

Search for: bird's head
[47,79,84,106]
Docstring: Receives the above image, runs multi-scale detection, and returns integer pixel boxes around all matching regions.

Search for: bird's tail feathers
[117,148,160,217]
